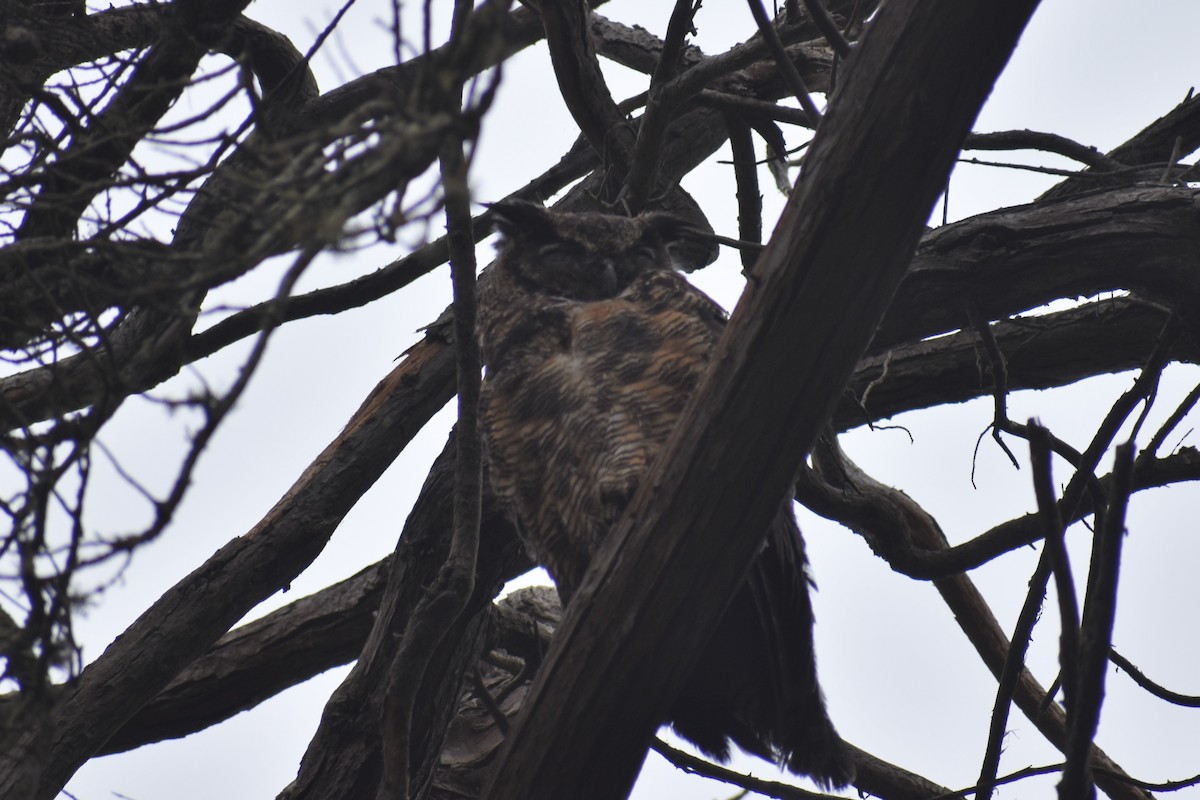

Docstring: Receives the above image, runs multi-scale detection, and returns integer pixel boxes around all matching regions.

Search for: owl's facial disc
[491,202,683,301]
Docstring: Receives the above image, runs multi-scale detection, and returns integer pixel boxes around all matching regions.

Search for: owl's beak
[601,261,618,295]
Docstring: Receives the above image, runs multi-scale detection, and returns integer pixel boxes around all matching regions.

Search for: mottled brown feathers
[477,201,854,788]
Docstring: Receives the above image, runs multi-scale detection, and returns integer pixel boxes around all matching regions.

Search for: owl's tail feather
[667,507,856,790]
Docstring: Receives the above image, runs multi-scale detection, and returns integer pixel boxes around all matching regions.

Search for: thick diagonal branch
[482,2,1042,797]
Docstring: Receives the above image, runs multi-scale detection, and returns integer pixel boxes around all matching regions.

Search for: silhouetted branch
[974,546,1054,800]
[964,129,1124,171]
[1062,441,1134,798]
[1109,649,1200,708]
[650,739,842,799]
[745,0,822,122]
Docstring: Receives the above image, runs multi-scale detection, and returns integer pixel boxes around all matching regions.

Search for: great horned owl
[478,200,854,788]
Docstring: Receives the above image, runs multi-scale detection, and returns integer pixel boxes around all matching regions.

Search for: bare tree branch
[1109,649,1200,708]
[1063,441,1134,799]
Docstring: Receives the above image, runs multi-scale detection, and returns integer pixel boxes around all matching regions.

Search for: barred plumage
[478,200,854,788]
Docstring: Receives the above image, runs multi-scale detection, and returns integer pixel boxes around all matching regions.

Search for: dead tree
[0,1,1197,799]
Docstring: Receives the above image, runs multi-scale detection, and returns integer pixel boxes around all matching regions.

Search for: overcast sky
[51,1,1200,798]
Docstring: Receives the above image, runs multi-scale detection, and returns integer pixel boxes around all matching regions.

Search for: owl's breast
[479,275,724,599]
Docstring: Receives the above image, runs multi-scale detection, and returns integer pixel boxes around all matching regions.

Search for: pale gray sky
[55,1,1200,798]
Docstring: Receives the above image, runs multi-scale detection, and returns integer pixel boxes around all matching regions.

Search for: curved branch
[536,0,636,203]
[1109,649,1200,708]
[963,129,1124,171]
[798,438,1200,581]
[0,327,459,799]
[800,438,1154,800]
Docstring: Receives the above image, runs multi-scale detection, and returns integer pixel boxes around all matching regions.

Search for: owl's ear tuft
[641,212,720,269]
[488,200,556,243]
[640,212,703,241]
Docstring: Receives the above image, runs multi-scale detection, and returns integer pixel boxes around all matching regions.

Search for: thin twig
[1093,766,1200,793]
[725,114,762,274]
[946,762,1065,800]
[1142,379,1200,459]
[378,48,481,799]
[963,129,1124,171]
[1029,422,1081,717]
[973,547,1054,800]
[92,245,322,558]
[748,116,795,193]
[745,0,822,123]
[800,0,851,57]
[968,304,1020,471]
[1062,441,1134,799]
[958,156,1162,181]
[1109,648,1200,707]
[651,739,839,799]
[697,89,813,127]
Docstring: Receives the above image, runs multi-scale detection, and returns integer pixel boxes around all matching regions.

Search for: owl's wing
[480,256,853,785]
[481,268,724,604]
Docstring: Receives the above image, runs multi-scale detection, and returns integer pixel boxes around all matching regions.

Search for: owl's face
[490,200,695,301]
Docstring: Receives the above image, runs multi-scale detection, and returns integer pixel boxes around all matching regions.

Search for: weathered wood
[875,185,1200,351]
[844,295,1194,430]
[279,429,527,800]
[98,563,390,756]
